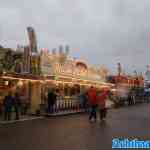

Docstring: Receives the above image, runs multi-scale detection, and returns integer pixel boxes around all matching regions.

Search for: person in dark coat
[3,92,13,121]
[13,93,21,120]
[47,89,57,113]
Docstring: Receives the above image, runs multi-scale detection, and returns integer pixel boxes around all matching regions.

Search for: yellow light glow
[1,74,114,88]
[5,81,9,86]
[1,76,40,82]
[17,80,23,86]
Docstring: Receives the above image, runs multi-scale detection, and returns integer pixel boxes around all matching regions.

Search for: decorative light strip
[1,75,114,87]
[1,76,40,82]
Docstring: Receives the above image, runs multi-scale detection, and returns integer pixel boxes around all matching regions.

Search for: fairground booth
[0,48,113,114]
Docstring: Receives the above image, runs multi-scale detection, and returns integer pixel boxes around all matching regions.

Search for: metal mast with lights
[27,27,40,75]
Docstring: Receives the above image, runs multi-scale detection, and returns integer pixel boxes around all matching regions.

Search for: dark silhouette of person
[3,92,13,121]
[47,89,56,113]
[13,93,21,120]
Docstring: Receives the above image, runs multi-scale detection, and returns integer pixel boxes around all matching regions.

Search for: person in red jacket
[97,89,108,121]
[87,86,98,122]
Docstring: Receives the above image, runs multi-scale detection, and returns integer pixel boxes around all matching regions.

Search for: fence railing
[40,91,150,114]
[40,99,87,114]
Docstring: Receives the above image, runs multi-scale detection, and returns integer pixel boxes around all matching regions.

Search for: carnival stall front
[0,47,113,115]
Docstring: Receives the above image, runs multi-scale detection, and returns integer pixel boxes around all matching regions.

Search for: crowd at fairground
[0,84,150,122]
[0,86,108,122]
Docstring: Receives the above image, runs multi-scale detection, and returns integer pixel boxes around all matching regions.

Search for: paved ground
[0,103,150,150]
[0,114,44,124]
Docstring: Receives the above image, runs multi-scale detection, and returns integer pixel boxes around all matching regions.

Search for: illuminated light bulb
[5,81,9,86]
[17,80,23,86]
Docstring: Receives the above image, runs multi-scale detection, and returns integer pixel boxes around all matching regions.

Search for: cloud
[0,0,150,74]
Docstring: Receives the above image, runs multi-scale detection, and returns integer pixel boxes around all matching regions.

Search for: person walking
[13,93,21,120]
[87,86,97,122]
[3,92,13,121]
[97,89,108,121]
[47,89,57,113]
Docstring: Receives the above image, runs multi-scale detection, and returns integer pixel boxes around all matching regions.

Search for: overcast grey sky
[0,0,150,74]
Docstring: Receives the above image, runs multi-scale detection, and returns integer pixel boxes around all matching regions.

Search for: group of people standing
[45,86,109,123]
[2,92,28,121]
[87,86,108,122]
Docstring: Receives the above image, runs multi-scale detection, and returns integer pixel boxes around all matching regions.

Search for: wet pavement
[0,103,150,150]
